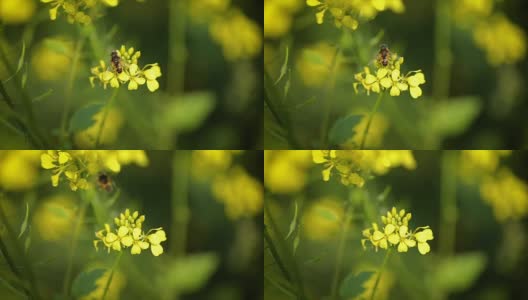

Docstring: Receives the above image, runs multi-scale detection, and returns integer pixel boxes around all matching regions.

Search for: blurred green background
[0,0,262,149]
[264,0,528,149]
[0,150,263,300]
[264,150,528,300]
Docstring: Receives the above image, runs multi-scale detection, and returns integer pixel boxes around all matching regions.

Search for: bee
[110,50,123,73]
[376,44,391,67]
[97,172,114,192]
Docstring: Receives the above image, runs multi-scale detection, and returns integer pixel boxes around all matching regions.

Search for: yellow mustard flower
[296,42,340,87]
[354,52,426,99]
[32,194,76,241]
[41,150,149,191]
[480,168,528,222]
[453,0,493,26]
[212,166,263,219]
[31,38,74,81]
[90,46,162,92]
[0,0,36,24]
[191,150,242,180]
[313,150,415,187]
[264,0,303,38]
[306,0,404,30]
[0,151,40,191]
[302,197,344,241]
[94,209,167,256]
[264,150,312,194]
[473,14,527,66]
[459,150,511,181]
[40,0,93,24]
[209,8,262,61]
[362,207,434,255]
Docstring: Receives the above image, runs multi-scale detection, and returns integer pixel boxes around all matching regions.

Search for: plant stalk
[95,88,119,148]
[102,251,123,300]
[360,92,384,150]
[369,249,391,300]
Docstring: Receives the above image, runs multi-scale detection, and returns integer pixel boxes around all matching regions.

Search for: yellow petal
[121,236,133,247]
[398,242,408,252]
[384,223,396,235]
[117,226,129,237]
[415,229,433,242]
[380,77,392,88]
[377,68,388,78]
[103,0,119,7]
[144,65,161,79]
[118,72,130,82]
[365,74,377,85]
[418,242,430,255]
[405,239,416,247]
[147,79,159,92]
[388,233,400,244]
[306,0,322,6]
[105,232,118,243]
[312,150,327,163]
[322,168,332,181]
[315,9,326,24]
[128,80,138,90]
[372,230,385,241]
[397,82,408,91]
[131,244,141,254]
[51,173,59,187]
[41,153,56,169]
[399,225,408,236]
[49,6,59,21]
[390,85,400,96]
[410,86,422,99]
[151,244,163,256]
[129,64,138,75]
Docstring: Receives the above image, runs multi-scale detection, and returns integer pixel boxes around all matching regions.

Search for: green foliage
[71,268,107,298]
[428,97,482,139]
[69,102,104,132]
[433,252,487,293]
[159,93,215,133]
[328,114,363,146]
[339,271,373,298]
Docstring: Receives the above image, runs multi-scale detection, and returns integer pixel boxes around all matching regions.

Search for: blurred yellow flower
[74,108,124,148]
[191,150,239,180]
[480,168,528,222]
[264,0,303,38]
[0,0,35,24]
[264,150,311,194]
[473,14,527,66]
[79,268,126,300]
[296,42,338,87]
[453,0,493,25]
[31,38,73,81]
[347,111,388,149]
[213,166,263,219]
[353,270,394,300]
[40,0,92,24]
[210,8,262,61]
[302,197,344,241]
[0,151,40,191]
[32,194,76,241]
[460,150,511,180]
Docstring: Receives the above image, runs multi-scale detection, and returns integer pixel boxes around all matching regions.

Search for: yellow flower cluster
[362,207,434,255]
[312,150,416,187]
[354,54,426,99]
[190,1,262,61]
[306,0,404,31]
[90,46,162,92]
[213,166,263,219]
[94,209,167,256]
[264,150,312,194]
[453,0,526,66]
[473,14,527,66]
[480,168,528,222]
[264,0,303,38]
[0,0,35,24]
[0,151,40,191]
[40,0,120,24]
[459,150,512,180]
[40,150,148,191]
[302,197,344,241]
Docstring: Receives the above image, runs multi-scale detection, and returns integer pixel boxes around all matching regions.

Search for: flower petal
[418,242,430,255]
[410,86,422,99]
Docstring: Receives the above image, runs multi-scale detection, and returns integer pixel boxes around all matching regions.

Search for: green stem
[168,0,187,95]
[0,234,27,294]
[369,249,391,300]
[264,227,292,283]
[264,200,306,299]
[320,46,342,148]
[102,251,123,300]
[0,198,40,299]
[95,88,119,148]
[433,0,452,101]
[62,197,89,297]
[170,151,191,256]
[439,151,457,256]
[360,92,384,150]
[60,29,86,146]
[330,204,352,299]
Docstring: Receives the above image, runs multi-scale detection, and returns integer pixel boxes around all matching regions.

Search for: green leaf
[285,200,298,240]
[328,114,363,146]
[18,202,29,238]
[316,207,338,222]
[160,92,215,133]
[159,253,219,296]
[433,252,487,293]
[274,45,289,85]
[32,88,54,102]
[339,271,373,298]
[293,234,300,256]
[429,97,481,138]
[69,102,105,132]
[71,268,107,298]
[16,42,26,74]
